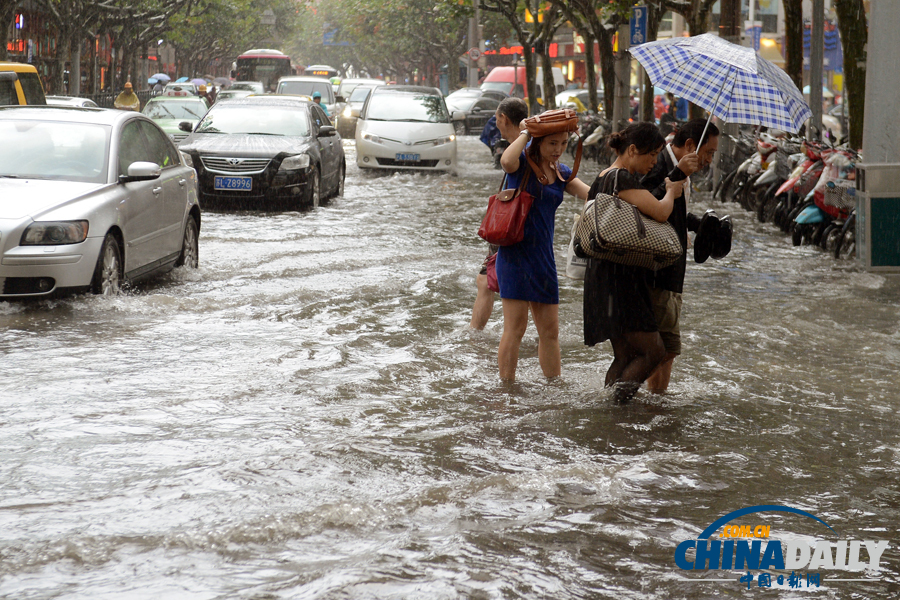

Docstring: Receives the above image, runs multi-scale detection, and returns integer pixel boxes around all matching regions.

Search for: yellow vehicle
[0,62,46,105]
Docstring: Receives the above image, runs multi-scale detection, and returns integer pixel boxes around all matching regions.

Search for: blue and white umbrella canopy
[630,33,812,133]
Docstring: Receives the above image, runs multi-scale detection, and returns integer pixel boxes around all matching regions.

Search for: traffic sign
[468,47,481,61]
[630,6,648,46]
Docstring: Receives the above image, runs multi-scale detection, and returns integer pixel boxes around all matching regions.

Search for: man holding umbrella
[628,33,812,394]
[641,119,726,394]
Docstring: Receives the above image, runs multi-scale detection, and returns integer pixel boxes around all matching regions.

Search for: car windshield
[481,82,511,94]
[0,120,109,183]
[144,100,206,120]
[365,93,450,123]
[348,87,372,103]
[279,80,331,98]
[445,96,477,112]
[194,106,310,136]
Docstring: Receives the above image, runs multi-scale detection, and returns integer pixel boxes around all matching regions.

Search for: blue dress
[496,153,571,304]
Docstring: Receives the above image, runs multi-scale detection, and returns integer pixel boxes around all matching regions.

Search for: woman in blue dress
[496,121,590,381]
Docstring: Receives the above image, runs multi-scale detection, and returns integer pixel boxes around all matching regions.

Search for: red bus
[233,49,294,91]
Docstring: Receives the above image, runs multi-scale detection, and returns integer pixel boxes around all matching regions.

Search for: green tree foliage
[287,0,491,89]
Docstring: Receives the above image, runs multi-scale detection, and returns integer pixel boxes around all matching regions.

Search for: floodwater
[1,137,899,599]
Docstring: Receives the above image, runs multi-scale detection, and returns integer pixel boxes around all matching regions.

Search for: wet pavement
[1,136,899,599]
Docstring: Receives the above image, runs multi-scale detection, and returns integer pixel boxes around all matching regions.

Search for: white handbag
[565,215,589,280]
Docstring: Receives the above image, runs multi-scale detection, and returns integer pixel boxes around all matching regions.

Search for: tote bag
[573,170,682,271]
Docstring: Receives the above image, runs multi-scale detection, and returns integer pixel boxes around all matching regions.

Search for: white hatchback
[355,86,457,173]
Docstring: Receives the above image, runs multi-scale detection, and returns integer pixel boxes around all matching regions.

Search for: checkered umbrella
[630,33,811,133]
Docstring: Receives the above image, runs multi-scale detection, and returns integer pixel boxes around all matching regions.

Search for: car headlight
[434,134,456,146]
[362,132,383,144]
[21,221,89,246]
[342,106,352,118]
[279,154,311,170]
[180,151,193,168]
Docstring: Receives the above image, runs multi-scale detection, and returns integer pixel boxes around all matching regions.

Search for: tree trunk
[783,0,803,90]
[640,2,664,122]
[0,2,16,62]
[581,30,598,113]
[522,46,538,115]
[592,24,616,121]
[540,50,556,110]
[57,30,71,95]
[833,0,867,149]
[70,33,82,96]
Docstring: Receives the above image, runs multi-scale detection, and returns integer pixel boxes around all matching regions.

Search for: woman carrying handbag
[495,113,590,382]
[583,122,681,403]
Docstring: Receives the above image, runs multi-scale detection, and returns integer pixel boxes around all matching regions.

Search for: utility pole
[467,9,480,88]
[808,0,824,140]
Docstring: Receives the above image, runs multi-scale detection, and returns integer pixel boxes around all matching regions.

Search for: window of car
[118,120,152,177]
[18,72,46,104]
[0,120,108,183]
[474,98,500,112]
[195,105,310,137]
[365,92,450,123]
[348,87,372,103]
[309,104,329,129]
[143,99,207,121]
[139,121,180,169]
[0,78,17,105]
[278,80,332,99]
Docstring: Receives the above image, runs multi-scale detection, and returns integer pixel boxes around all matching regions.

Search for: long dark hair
[607,122,665,156]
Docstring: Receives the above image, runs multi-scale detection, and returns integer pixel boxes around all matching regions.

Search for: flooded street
[2,136,900,599]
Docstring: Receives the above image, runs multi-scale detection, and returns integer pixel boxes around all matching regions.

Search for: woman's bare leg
[498,298,530,381]
[529,301,560,378]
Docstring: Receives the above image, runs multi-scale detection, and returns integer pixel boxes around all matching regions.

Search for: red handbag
[477,168,534,246]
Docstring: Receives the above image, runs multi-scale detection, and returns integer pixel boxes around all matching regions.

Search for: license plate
[214,175,252,191]
[395,153,419,162]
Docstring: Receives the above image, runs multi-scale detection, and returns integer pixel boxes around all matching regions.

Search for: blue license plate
[214,176,252,191]
[395,153,420,162]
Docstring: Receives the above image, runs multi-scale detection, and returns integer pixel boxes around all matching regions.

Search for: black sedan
[178,96,345,209]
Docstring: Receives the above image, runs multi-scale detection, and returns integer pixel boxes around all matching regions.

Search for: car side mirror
[118,161,161,184]
[452,111,465,121]
[350,107,360,118]
[178,121,193,132]
[335,95,345,103]
[317,125,337,137]
[471,107,481,113]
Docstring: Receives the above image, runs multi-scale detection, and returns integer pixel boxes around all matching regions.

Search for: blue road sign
[631,6,648,46]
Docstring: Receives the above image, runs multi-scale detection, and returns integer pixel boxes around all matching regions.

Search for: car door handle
[152,187,163,195]
[178,179,187,186]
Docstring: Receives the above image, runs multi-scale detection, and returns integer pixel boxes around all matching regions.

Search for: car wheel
[91,234,122,295]
[176,216,199,268]
[454,121,466,137]
[307,168,320,208]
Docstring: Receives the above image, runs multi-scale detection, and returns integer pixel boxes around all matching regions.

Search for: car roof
[209,96,314,108]
[278,76,331,82]
[373,85,441,95]
[0,105,138,125]
[147,95,205,102]
[0,61,39,74]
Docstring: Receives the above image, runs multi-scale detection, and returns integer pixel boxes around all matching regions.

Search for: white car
[46,95,99,108]
[0,106,201,298]
[355,86,457,172]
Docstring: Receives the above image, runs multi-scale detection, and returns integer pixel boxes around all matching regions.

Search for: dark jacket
[642,147,688,293]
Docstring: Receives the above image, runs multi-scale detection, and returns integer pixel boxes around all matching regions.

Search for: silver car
[0,106,201,298]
